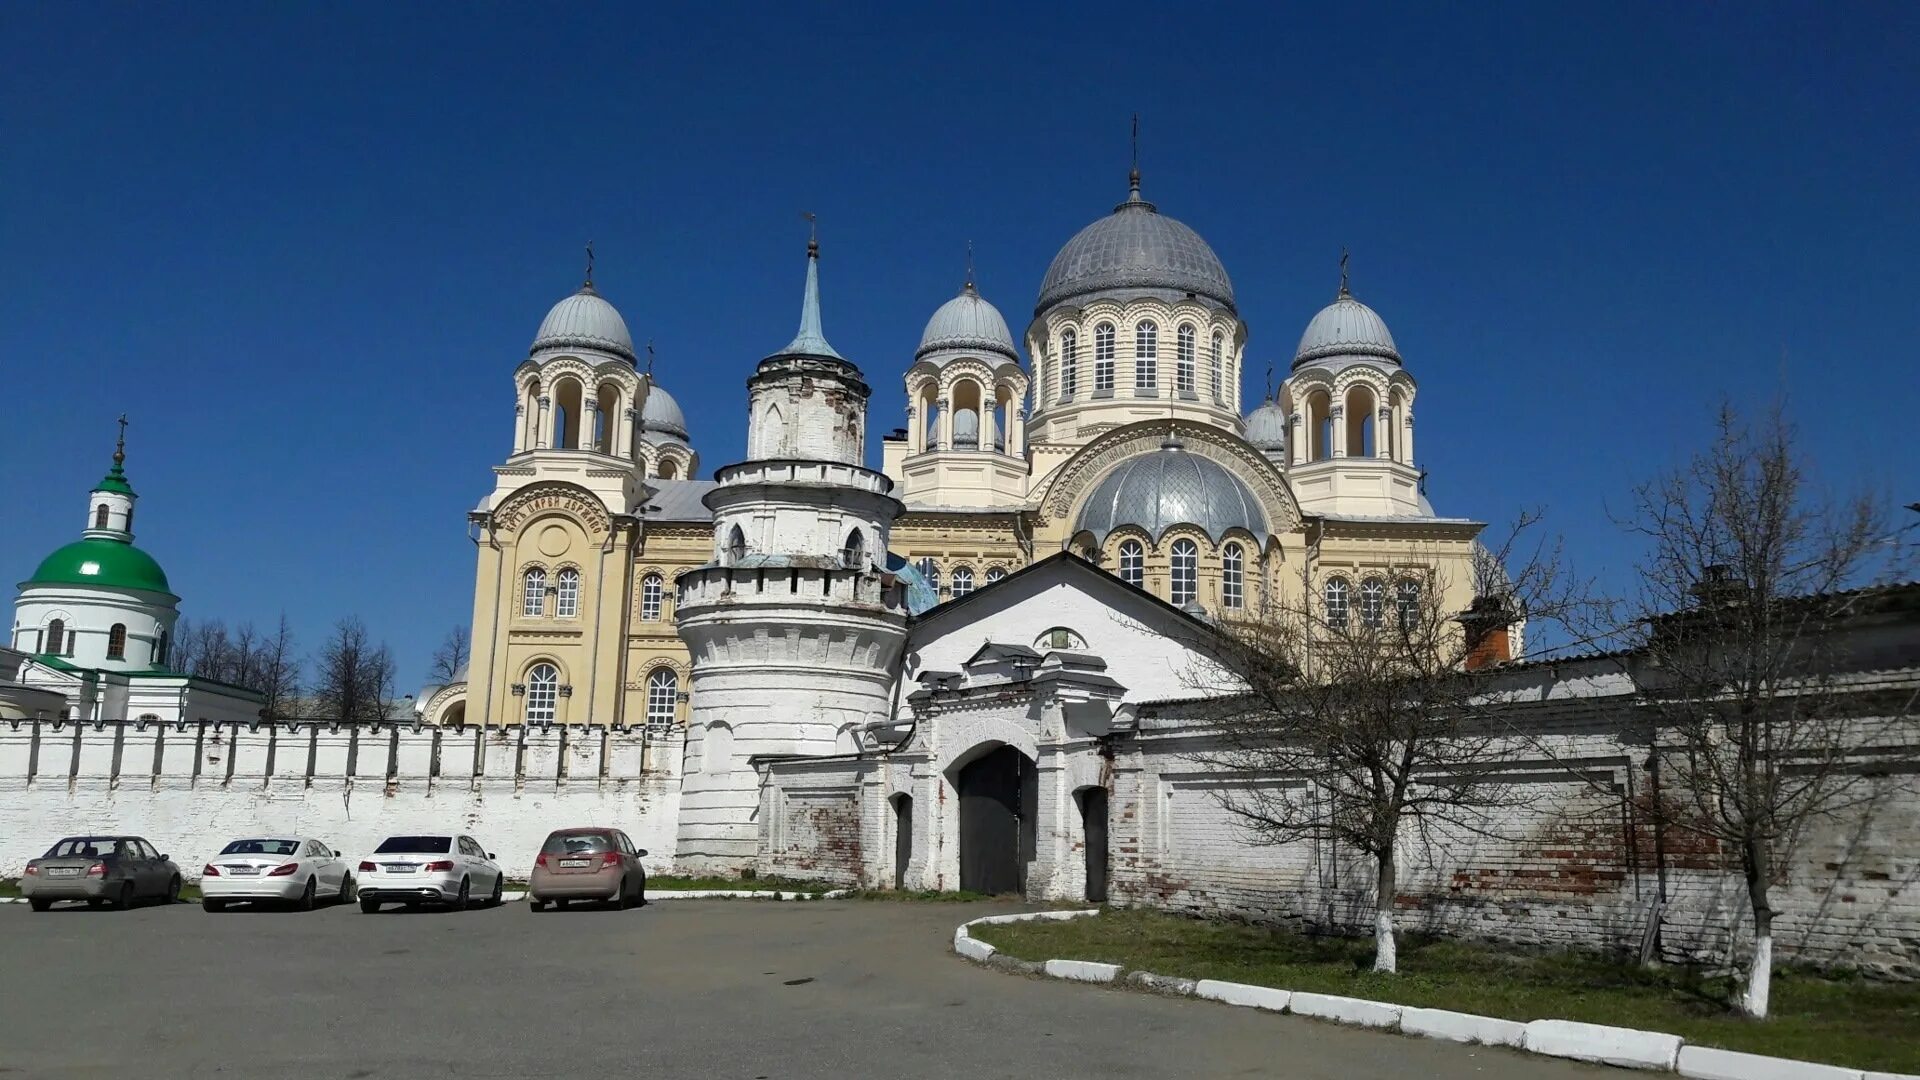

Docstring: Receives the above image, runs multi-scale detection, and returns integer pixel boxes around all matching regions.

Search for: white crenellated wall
[0,718,683,879]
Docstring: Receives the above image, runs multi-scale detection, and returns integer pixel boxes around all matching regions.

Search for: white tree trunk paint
[1373,909,1398,973]
[1741,933,1773,1018]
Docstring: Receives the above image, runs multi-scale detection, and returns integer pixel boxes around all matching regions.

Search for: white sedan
[201,836,353,911]
[356,834,504,913]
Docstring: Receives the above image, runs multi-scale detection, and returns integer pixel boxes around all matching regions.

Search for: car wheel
[167,876,182,904]
[202,898,227,913]
[487,874,503,908]
[29,898,51,912]
[115,882,135,910]
[637,872,647,907]
[360,897,381,914]
[297,877,316,912]
[455,877,470,910]
[339,876,356,904]
[616,877,632,910]
[529,899,547,913]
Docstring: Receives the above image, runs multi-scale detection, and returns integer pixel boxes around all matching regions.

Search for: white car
[356,834,504,913]
[201,836,353,912]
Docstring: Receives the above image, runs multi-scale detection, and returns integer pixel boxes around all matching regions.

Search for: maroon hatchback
[527,828,647,911]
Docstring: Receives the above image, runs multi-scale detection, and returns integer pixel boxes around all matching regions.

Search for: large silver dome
[918,282,1017,362]
[1294,291,1399,367]
[1036,183,1235,316]
[1075,442,1267,545]
[531,283,636,363]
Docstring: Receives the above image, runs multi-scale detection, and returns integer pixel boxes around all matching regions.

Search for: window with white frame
[1093,323,1115,391]
[525,663,558,723]
[522,568,546,616]
[1134,321,1158,390]
[1360,577,1385,627]
[1324,577,1350,626]
[645,667,678,730]
[1170,539,1198,606]
[1222,542,1244,609]
[1397,579,1421,626]
[916,557,941,594]
[1176,324,1196,393]
[1210,332,1224,402]
[555,567,580,617]
[1118,539,1144,588]
[641,573,664,621]
[985,567,1006,584]
[950,566,974,597]
[1060,330,1078,398]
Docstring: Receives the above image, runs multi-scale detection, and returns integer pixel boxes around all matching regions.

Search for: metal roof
[1036,182,1235,315]
[1074,441,1268,545]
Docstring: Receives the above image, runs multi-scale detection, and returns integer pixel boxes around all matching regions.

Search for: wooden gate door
[958,746,1028,895]
[1080,787,1109,903]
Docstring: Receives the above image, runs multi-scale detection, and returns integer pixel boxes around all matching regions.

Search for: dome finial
[1128,113,1142,199]
[112,414,127,472]
[1338,247,1351,299]
[778,214,843,359]
[963,239,975,293]
[1265,358,1274,402]
[805,210,818,259]
[583,239,596,291]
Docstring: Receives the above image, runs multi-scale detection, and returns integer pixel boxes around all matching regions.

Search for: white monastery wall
[0,719,683,879]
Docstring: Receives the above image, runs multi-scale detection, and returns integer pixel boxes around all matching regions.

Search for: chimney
[1460,594,1514,671]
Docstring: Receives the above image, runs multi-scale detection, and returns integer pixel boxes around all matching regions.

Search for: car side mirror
[636,849,649,858]
[159,854,169,862]
[487,853,497,861]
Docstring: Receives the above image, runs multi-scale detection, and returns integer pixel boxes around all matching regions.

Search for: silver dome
[1243,400,1288,453]
[640,382,689,443]
[952,407,980,448]
[1075,442,1268,545]
[1294,292,1399,367]
[532,283,636,363]
[918,283,1017,362]
[1036,184,1235,316]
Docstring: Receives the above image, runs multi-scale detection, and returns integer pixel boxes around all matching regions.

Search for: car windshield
[45,838,119,859]
[220,839,300,856]
[374,836,451,854]
[542,832,616,855]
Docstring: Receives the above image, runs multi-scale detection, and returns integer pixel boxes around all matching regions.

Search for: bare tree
[253,615,302,720]
[429,625,470,685]
[313,617,398,724]
[1621,402,1911,1018]
[1193,513,1583,973]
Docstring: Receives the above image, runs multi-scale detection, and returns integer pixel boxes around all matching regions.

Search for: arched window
[93,504,109,529]
[646,668,678,730]
[1360,578,1385,628]
[44,618,65,656]
[1093,323,1116,392]
[1118,540,1144,588]
[1134,321,1158,390]
[1397,579,1421,627]
[1176,324,1196,394]
[522,568,547,617]
[524,663,558,723]
[554,568,580,618]
[1324,577,1350,626]
[657,458,679,480]
[985,567,1006,585]
[951,566,975,597]
[915,557,941,594]
[1221,543,1244,610]
[726,525,746,564]
[155,629,169,666]
[1170,539,1198,606]
[842,528,866,570]
[641,573,664,621]
[1034,626,1088,651]
[107,623,127,660]
[1210,332,1224,402]
[1060,329,1078,399]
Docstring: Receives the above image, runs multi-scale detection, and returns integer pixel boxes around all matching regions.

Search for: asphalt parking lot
[0,896,1607,1079]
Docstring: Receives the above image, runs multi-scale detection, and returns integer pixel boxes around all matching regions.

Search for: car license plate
[47,867,80,877]
[384,863,417,872]
[559,858,591,868]
[228,867,260,875]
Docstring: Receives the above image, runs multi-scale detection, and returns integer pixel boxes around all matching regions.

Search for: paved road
[0,896,1607,1079]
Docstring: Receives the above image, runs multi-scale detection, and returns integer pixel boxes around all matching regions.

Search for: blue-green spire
[777,224,844,360]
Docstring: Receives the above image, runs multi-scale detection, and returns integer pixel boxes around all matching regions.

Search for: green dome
[23,538,175,596]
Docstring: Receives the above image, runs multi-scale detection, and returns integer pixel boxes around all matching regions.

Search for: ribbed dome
[951,408,980,448]
[640,382,689,442]
[1243,400,1289,453]
[531,284,637,363]
[917,283,1017,362]
[1037,185,1235,316]
[1294,292,1399,367]
[1075,442,1268,545]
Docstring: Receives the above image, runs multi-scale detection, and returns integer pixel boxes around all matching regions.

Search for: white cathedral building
[431,164,1497,890]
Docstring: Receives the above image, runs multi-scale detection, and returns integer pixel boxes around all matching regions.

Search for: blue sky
[3,4,1916,687]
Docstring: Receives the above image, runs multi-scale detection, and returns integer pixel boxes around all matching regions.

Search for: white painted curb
[1524,1019,1683,1071]
[645,888,851,901]
[1193,979,1291,1012]
[1676,1045,1863,1080]
[1289,991,1401,1030]
[1399,1007,1525,1048]
[1043,959,1120,984]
